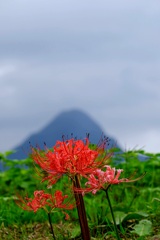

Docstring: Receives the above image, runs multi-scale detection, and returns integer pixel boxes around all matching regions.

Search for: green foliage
[106,211,148,225]
[131,219,152,236]
[0,149,160,239]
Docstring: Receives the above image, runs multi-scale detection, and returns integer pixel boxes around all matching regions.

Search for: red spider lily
[73,166,129,195]
[16,190,74,214]
[53,190,74,210]
[27,190,50,212]
[31,137,111,184]
[84,166,129,194]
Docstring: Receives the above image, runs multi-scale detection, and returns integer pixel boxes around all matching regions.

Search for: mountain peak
[9,109,119,159]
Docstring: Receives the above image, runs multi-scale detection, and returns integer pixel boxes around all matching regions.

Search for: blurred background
[0,0,160,153]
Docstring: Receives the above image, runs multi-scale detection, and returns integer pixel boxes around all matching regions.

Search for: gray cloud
[0,0,160,153]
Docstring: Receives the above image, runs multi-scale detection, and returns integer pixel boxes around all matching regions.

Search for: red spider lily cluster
[16,190,74,219]
[16,136,137,240]
[16,136,126,214]
[82,165,129,194]
[31,137,111,186]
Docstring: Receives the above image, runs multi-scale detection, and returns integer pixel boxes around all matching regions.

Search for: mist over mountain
[8,109,121,160]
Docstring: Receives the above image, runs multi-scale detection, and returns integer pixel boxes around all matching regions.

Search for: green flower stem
[48,213,56,240]
[105,188,121,240]
[73,175,91,240]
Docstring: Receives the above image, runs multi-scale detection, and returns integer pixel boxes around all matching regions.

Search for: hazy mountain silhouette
[8,109,120,160]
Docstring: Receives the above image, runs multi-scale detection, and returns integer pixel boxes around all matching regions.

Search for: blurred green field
[0,150,160,239]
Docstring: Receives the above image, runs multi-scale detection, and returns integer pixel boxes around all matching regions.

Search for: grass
[0,149,160,239]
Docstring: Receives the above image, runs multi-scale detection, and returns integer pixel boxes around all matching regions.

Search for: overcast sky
[0,0,160,153]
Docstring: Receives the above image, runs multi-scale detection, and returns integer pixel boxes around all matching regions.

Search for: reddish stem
[73,175,91,240]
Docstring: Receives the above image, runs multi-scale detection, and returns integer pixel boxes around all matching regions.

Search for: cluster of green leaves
[0,149,160,239]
